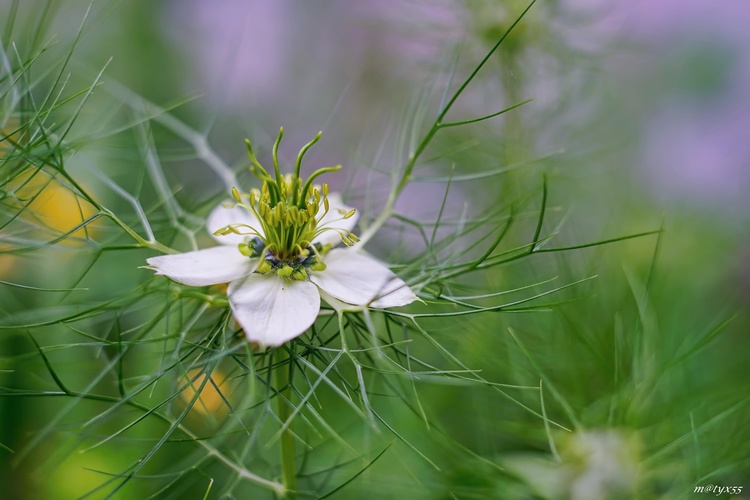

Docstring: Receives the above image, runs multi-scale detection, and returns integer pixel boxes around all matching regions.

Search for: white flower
[146,131,417,347]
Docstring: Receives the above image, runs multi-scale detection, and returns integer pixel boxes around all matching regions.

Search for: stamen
[277,265,294,278]
[291,268,308,281]
[256,259,272,274]
[230,130,358,276]
[310,262,326,272]
[238,243,253,257]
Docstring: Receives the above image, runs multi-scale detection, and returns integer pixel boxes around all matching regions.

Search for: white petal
[228,273,321,347]
[371,276,420,309]
[309,248,417,308]
[314,193,359,247]
[147,246,255,286]
[207,202,264,246]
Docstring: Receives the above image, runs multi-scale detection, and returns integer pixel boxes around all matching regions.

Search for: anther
[277,265,294,278]
[256,260,273,274]
[238,243,253,257]
[291,268,308,281]
[310,261,327,272]
[341,236,354,246]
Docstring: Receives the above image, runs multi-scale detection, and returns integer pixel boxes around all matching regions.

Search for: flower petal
[147,246,254,286]
[309,248,417,308]
[314,193,359,247]
[207,202,264,246]
[228,273,321,347]
[370,276,420,309]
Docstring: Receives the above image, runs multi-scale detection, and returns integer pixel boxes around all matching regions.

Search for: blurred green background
[1,1,749,498]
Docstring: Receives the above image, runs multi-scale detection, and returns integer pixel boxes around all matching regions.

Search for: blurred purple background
[165,0,750,218]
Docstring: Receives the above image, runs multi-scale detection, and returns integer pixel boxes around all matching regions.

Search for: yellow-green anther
[341,235,354,246]
[231,187,242,203]
[310,261,327,272]
[284,174,293,193]
[343,208,356,219]
[238,243,253,257]
[248,190,256,206]
[277,265,294,278]
[348,233,360,242]
[323,197,330,212]
[291,268,308,281]
[257,260,273,274]
[322,183,329,196]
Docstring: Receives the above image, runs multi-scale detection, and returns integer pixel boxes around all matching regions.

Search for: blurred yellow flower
[3,117,98,244]
[181,368,232,418]
[5,169,98,243]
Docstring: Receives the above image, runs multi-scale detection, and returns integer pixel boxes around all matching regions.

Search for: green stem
[276,348,297,499]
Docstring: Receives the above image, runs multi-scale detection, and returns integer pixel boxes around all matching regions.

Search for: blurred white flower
[562,429,641,500]
[501,429,642,499]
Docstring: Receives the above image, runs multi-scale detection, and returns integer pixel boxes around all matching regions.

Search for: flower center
[239,236,328,281]
[212,128,358,279]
